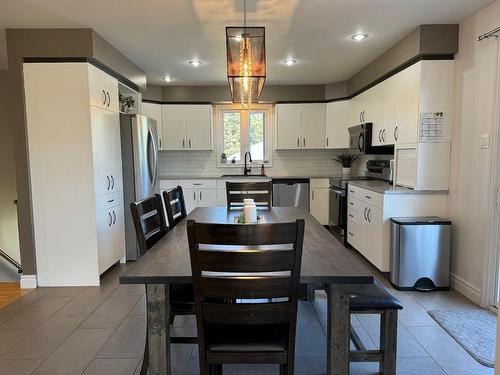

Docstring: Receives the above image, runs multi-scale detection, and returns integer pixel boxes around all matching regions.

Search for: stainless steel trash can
[390,217,451,291]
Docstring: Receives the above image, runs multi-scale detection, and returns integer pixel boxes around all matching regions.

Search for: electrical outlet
[480,133,490,149]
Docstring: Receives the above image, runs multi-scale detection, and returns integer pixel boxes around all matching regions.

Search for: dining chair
[225,181,272,209]
[163,186,187,229]
[130,194,196,375]
[186,219,305,375]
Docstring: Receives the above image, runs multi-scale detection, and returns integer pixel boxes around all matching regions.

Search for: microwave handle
[358,133,364,152]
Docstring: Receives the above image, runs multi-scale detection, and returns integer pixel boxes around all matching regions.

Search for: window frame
[216,103,273,168]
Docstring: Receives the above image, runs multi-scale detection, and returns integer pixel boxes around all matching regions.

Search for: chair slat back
[226,181,272,209]
[130,194,168,255]
[163,186,187,228]
[187,220,304,329]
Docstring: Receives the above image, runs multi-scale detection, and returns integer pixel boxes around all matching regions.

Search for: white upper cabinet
[161,104,213,150]
[325,100,349,149]
[186,105,213,150]
[276,103,325,149]
[88,65,119,113]
[141,102,164,150]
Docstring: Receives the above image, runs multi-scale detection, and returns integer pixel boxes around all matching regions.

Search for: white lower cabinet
[310,179,329,225]
[164,179,218,214]
[346,184,447,272]
[96,203,125,274]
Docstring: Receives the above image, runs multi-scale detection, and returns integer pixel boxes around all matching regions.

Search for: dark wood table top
[120,207,374,285]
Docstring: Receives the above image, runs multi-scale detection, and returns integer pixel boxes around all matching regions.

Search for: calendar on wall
[419,112,445,143]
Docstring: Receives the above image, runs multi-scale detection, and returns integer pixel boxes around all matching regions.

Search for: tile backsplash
[159,149,388,177]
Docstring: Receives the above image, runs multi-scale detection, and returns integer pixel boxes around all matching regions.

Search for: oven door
[329,186,346,234]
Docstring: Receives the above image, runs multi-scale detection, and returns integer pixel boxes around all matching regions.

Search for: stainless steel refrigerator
[120,114,159,261]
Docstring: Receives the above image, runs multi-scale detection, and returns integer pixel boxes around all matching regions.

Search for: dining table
[120,206,374,375]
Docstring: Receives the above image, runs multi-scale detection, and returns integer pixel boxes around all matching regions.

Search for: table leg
[146,284,171,375]
[327,284,350,375]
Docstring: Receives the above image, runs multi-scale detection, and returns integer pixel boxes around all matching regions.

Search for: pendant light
[226,0,266,109]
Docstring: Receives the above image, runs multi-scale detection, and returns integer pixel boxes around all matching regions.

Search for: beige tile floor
[0,249,495,375]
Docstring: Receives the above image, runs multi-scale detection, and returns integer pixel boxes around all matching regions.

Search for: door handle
[193,191,196,201]
[312,190,315,200]
[182,139,185,148]
[359,112,362,123]
[112,210,116,224]
[111,175,114,190]
[106,175,110,190]
[363,206,368,221]
[199,191,202,201]
[362,111,365,123]
[106,91,110,107]
[102,90,106,105]
[394,126,398,141]
[297,137,300,148]
[159,138,162,149]
[189,138,191,148]
[378,130,382,142]
[326,137,329,147]
[108,212,112,226]
[382,129,386,142]
[303,138,306,147]
[367,208,372,222]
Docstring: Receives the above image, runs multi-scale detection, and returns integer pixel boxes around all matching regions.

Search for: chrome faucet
[244,151,252,176]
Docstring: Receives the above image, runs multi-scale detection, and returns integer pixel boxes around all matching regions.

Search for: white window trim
[215,103,273,168]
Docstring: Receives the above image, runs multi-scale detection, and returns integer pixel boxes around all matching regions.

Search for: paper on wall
[419,112,445,143]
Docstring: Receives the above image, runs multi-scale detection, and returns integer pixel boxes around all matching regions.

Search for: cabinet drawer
[346,207,361,224]
[178,179,217,189]
[347,197,363,214]
[347,184,363,200]
[95,191,123,213]
[346,219,362,249]
[361,190,383,208]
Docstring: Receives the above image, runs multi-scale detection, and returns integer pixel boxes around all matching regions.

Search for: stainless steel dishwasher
[272,178,310,211]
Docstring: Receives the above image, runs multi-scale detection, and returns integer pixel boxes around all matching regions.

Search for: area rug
[428,309,496,367]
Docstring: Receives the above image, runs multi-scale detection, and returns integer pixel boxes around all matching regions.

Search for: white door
[96,210,113,274]
[301,103,326,149]
[365,204,384,270]
[90,107,114,197]
[326,101,350,149]
[162,105,186,150]
[310,188,329,225]
[183,188,198,213]
[276,104,302,149]
[197,189,218,207]
[109,112,123,192]
[112,204,125,262]
[395,62,420,144]
[142,102,163,150]
[186,105,212,150]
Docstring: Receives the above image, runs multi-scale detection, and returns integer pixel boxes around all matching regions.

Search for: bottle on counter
[261,164,265,176]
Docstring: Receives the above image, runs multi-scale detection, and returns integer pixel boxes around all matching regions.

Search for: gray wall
[6,28,146,275]
[0,69,20,281]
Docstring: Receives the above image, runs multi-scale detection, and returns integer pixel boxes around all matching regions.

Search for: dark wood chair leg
[140,338,149,375]
[169,312,175,325]
[279,364,287,375]
[379,310,397,375]
[209,363,222,375]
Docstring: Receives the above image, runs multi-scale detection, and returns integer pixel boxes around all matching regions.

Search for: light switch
[480,133,490,149]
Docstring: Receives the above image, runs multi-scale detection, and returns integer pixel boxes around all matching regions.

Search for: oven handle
[329,187,346,197]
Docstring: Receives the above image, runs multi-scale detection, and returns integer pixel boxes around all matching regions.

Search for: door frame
[482,39,500,310]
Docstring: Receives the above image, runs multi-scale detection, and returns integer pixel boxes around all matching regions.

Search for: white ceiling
[0,0,493,85]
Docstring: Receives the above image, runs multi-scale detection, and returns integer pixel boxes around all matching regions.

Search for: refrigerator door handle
[146,127,158,188]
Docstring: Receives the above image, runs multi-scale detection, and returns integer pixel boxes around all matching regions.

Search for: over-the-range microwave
[348,123,394,155]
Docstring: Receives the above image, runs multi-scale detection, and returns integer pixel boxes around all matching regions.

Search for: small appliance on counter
[329,159,393,241]
[390,217,451,291]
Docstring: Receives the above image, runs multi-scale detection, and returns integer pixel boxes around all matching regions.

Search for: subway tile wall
[159,149,382,177]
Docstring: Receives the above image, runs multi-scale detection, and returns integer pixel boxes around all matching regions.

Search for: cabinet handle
[362,111,365,123]
[394,126,398,141]
[349,213,354,218]
[188,138,191,148]
[107,199,114,203]
[102,90,106,105]
[359,112,362,123]
[363,207,368,221]
[365,195,372,200]
[382,129,386,142]
[106,91,110,107]
[108,212,112,226]
[303,138,306,147]
[297,137,300,148]
[367,208,372,222]
[106,175,110,190]
[193,191,196,200]
[349,231,354,236]
[159,138,162,149]
[193,183,202,186]
[312,190,315,200]
[112,210,116,224]
[349,201,354,206]
[111,175,114,190]
[378,130,382,142]
[199,191,202,201]
[349,189,354,193]
[326,137,329,147]
[182,139,185,148]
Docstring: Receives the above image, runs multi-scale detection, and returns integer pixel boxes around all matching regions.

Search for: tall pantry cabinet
[23,62,125,286]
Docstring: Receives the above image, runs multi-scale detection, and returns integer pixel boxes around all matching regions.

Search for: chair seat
[207,324,287,353]
[349,279,403,312]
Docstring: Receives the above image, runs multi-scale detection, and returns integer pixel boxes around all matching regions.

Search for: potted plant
[221,153,227,164]
[334,152,358,176]
[119,93,135,113]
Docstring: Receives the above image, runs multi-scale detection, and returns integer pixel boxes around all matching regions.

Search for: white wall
[449,0,500,304]
[0,69,21,281]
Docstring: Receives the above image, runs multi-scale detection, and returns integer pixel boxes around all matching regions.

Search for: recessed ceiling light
[351,33,369,41]
[163,76,174,82]
[284,59,297,66]
[188,60,203,67]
